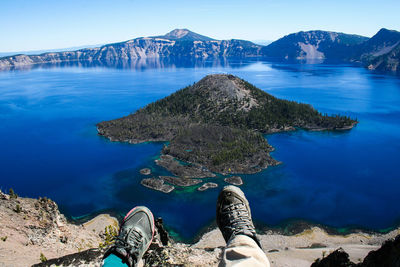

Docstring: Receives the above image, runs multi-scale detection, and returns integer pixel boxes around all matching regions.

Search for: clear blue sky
[1,0,399,52]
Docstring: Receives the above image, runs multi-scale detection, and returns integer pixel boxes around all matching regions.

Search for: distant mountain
[365,43,400,72]
[0,29,262,69]
[252,40,273,46]
[261,30,368,60]
[0,44,103,58]
[354,28,400,72]
[153,29,215,42]
[1,28,400,73]
[259,28,400,72]
[356,28,400,59]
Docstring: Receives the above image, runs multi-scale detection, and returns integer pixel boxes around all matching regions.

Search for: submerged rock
[224,176,243,186]
[160,176,202,187]
[141,178,175,193]
[140,168,151,175]
[197,182,218,191]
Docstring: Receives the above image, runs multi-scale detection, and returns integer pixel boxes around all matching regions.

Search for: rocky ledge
[0,189,118,266]
[2,190,399,267]
[31,226,400,267]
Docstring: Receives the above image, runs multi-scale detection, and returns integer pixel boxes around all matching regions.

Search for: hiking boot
[216,185,261,248]
[104,206,155,267]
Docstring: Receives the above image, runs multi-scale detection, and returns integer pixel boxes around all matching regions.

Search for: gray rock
[141,178,175,193]
[0,190,9,200]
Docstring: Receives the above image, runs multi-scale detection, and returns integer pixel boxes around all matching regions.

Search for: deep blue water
[1,60,400,241]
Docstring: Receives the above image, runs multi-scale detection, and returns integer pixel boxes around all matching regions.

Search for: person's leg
[102,206,155,267]
[216,186,270,267]
[220,234,270,267]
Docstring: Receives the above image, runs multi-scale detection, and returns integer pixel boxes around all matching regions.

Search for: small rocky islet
[98,74,357,193]
[224,176,243,186]
[139,175,244,193]
[140,176,204,193]
[141,178,175,193]
[140,168,151,175]
[198,182,218,192]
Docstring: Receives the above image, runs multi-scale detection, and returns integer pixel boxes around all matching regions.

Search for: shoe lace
[116,228,144,256]
[221,202,255,236]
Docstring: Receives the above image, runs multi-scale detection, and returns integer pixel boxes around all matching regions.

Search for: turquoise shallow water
[0,60,399,241]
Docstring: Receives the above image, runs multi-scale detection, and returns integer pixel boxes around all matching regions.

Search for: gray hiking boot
[216,185,262,248]
[104,206,155,267]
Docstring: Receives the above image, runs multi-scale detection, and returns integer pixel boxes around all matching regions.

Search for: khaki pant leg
[219,235,270,267]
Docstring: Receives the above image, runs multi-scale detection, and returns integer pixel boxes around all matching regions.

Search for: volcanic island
[97,74,356,193]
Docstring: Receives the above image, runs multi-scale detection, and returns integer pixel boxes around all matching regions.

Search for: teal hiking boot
[104,206,155,267]
[216,185,262,248]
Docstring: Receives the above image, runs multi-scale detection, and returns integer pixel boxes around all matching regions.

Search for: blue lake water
[1,60,400,241]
